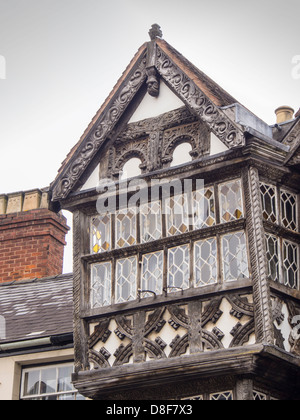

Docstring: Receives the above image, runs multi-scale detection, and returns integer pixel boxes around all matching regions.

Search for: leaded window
[253,391,267,400]
[260,183,298,232]
[165,194,189,237]
[116,257,137,303]
[91,262,112,308]
[168,244,190,290]
[194,238,217,287]
[88,177,253,308]
[265,234,299,290]
[219,179,244,223]
[192,186,216,229]
[281,190,297,231]
[222,231,249,282]
[265,234,280,283]
[210,391,233,400]
[140,201,162,243]
[91,214,111,253]
[141,251,164,297]
[260,183,277,223]
[283,239,299,289]
[116,207,137,248]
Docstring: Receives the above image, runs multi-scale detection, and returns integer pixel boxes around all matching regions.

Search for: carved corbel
[146,67,160,97]
[146,34,160,97]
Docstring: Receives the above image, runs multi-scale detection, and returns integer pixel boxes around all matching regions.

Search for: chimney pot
[275,106,295,124]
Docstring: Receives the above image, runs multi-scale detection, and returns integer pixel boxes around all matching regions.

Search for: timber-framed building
[50,25,300,400]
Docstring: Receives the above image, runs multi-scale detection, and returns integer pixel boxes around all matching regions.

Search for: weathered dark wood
[52,28,300,400]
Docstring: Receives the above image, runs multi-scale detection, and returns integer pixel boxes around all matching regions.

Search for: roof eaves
[52,43,148,187]
[155,38,238,107]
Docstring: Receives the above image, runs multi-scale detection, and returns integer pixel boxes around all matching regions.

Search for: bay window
[87,178,251,308]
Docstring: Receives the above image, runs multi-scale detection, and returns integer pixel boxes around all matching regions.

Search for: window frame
[260,181,300,291]
[20,362,83,401]
[86,177,250,309]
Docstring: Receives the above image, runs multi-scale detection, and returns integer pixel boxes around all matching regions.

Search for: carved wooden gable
[282,118,300,166]
[51,26,245,201]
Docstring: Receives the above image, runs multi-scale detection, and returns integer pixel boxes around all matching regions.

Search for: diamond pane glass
[140,201,162,243]
[219,179,244,223]
[222,231,249,282]
[116,257,137,303]
[165,194,189,237]
[260,183,277,223]
[192,187,216,229]
[116,208,137,248]
[194,238,217,287]
[253,391,267,400]
[91,262,112,308]
[168,244,190,290]
[281,190,297,231]
[91,214,111,254]
[265,234,280,282]
[210,391,233,400]
[283,240,298,289]
[141,251,164,297]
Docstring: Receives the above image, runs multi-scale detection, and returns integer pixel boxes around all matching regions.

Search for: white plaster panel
[129,80,184,123]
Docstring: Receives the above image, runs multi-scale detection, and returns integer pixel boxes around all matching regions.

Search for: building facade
[0,191,81,400]
[50,25,300,400]
[1,25,300,400]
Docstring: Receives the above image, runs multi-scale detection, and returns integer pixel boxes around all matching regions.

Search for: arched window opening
[121,158,142,180]
[170,142,192,167]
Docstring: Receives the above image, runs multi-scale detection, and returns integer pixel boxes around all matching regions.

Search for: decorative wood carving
[107,106,210,176]
[87,295,256,369]
[51,39,247,200]
[242,167,274,344]
[51,51,148,200]
[155,46,244,149]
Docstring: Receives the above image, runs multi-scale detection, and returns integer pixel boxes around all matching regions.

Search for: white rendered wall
[129,80,184,123]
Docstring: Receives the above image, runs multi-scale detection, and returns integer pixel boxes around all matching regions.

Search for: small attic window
[170,142,192,167]
[121,158,142,180]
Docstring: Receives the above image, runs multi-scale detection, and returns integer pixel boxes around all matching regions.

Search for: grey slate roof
[0,273,73,343]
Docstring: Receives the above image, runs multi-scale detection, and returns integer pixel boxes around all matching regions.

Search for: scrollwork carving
[52,52,147,200]
[156,46,244,149]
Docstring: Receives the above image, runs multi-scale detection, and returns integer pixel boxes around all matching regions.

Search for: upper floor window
[91,178,244,254]
[116,207,137,248]
[261,182,299,290]
[89,178,249,308]
[219,179,244,223]
[20,363,84,400]
[260,182,298,232]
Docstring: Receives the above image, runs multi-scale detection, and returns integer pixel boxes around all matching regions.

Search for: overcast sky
[0,0,299,272]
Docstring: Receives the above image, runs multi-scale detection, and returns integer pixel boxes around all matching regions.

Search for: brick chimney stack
[0,189,69,283]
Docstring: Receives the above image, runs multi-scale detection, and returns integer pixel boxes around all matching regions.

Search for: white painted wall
[129,80,184,123]
[0,348,74,400]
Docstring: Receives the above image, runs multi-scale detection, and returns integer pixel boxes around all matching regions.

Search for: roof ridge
[0,272,73,288]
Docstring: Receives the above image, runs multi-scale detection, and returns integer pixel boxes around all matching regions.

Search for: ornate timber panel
[51,39,247,200]
[52,51,148,200]
[242,167,274,344]
[106,106,210,177]
[272,296,300,356]
[87,294,255,371]
[155,46,244,149]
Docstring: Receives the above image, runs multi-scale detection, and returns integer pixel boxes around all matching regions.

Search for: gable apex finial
[149,24,163,41]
